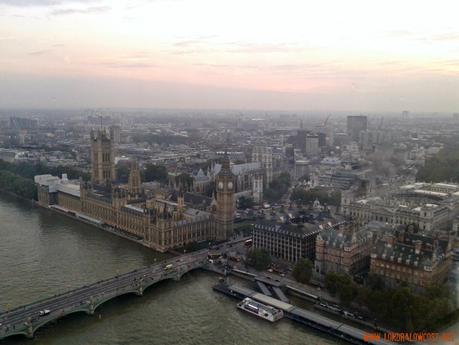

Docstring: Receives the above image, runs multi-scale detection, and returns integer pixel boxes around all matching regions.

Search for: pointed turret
[128,159,142,198]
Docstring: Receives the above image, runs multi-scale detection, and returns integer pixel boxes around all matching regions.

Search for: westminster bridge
[0,249,212,341]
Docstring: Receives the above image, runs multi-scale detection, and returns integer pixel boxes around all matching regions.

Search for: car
[343,311,355,318]
[39,309,51,317]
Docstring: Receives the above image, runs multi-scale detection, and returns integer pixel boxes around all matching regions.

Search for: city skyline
[1,0,459,111]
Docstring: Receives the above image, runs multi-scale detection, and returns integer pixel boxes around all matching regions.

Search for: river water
[0,194,345,345]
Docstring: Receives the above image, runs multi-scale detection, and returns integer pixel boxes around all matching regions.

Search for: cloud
[95,61,159,69]
[429,32,459,42]
[28,49,52,56]
[50,5,109,15]
[226,42,302,54]
[0,0,98,6]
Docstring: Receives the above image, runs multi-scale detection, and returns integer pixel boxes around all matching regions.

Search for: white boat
[237,297,284,322]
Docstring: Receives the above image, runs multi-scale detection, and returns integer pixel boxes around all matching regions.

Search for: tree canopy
[247,248,272,271]
[417,141,459,182]
[264,172,291,202]
[292,258,313,284]
[291,187,341,206]
[143,164,168,183]
[325,272,454,331]
[0,159,90,200]
[237,196,254,209]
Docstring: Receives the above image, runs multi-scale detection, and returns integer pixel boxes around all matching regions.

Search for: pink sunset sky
[1,0,459,111]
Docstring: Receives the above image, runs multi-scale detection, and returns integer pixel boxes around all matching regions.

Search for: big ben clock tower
[215,152,235,241]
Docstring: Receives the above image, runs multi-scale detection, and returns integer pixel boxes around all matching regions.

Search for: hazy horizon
[1,0,459,112]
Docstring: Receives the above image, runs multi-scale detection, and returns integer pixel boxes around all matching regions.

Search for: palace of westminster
[35,128,235,252]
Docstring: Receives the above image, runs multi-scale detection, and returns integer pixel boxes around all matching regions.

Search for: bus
[244,239,253,247]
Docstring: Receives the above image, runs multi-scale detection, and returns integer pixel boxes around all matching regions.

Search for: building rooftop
[254,221,320,238]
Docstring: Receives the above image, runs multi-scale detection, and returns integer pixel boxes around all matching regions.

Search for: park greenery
[118,162,170,185]
[237,196,254,209]
[0,170,37,200]
[325,272,454,331]
[234,223,254,237]
[292,258,313,284]
[247,248,272,271]
[175,172,194,191]
[291,187,341,206]
[0,160,89,181]
[0,160,92,201]
[416,141,459,182]
[264,172,291,202]
[143,163,168,184]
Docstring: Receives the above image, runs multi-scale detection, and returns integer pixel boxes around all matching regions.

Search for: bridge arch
[0,330,30,341]
[92,290,142,312]
[31,308,90,337]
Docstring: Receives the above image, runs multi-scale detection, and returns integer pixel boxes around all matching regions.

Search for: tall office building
[347,116,367,142]
[9,116,39,130]
[305,135,320,156]
[110,125,121,144]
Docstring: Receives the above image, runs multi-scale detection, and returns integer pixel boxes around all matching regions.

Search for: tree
[367,273,385,290]
[235,224,254,237]
[416,141,459,182]
[247,249,272,271]
[291,187,341,206]
[238,196,254,209]
[0,170,37,200]
[264,172,291,202]
[325,272,357,305]
[177,173,193,191]
[143,164,168,183]
[292,258,313,284]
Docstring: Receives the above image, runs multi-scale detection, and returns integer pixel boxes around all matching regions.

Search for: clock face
[218,182,224,190]
[228,182,233,189]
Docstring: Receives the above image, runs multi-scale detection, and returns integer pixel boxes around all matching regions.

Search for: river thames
[0,194,348,345]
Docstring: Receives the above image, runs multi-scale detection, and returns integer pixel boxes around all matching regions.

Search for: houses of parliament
[35,128,235,252]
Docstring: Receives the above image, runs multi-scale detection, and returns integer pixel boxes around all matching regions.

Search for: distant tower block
[346,115,368,142]
[110,125,121,144]
[128,160,142,197]
[90,129,116,187]
[215,152,235,241]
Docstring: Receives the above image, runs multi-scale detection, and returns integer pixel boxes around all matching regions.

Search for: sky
[1,0,459,111]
